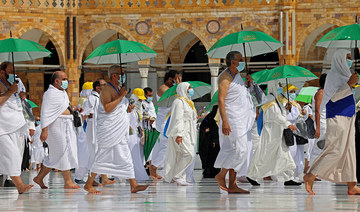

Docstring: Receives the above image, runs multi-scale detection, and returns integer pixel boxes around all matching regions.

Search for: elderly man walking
[33,71,80,189]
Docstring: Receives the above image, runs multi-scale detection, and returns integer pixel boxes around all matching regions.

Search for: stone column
[156,70,166,89]
[66,59,81,105]
[139,67,149,88]
[209,66,220,97]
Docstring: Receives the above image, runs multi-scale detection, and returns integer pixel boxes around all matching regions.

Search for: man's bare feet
[93,181,102,187]
[303,174,316,195]
[131,184,150,193]
[228,185,250,194]
[102,178,117,186]
[348,185,360,195]
[64,182,81,189]
[84,184,101,194]
[17,184,34,194]
[33,176,48,189]
[215,174,228,191]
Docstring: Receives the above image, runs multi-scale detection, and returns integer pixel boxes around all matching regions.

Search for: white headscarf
[130,94,143,116]
[320,49,351,111]
[176,82,191,100]
[260,80,278,106]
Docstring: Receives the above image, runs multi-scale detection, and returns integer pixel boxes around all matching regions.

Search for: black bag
[283,128,294,146]
[317,139,325,149]
[305,117,315,139]
[68,106,82,127]
[295,135,308,145]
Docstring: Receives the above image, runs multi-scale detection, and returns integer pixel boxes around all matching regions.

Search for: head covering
[80,89,92,98]
[176,82,191,100]
[260,80,278,106]
[82,82,93,90]
[133,88,146,100]
[130,94,143,119]
[282,84,298,93]
[320,49,351,111]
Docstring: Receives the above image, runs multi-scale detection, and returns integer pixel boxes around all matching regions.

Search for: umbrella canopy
[144,129,160,161]
[316,23,360,48]
[157,81,212,107]
[84,39,157,64]
[255,65,318,85]
[206,90,219,110]
[27,99,38,108]
[0,38,51,62]
[206,31,283,58]
[294,86,319,103]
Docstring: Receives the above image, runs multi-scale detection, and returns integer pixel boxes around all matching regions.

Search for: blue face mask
[188,88,194,97]
[7,74,15,84]
[61,80,68,90]
[289,93,297,101]
[36,121,40,126]
[347,59,353,69]
[146,97,153,103]
[236,62,245,72]
[118,75,126,85]
[277,88,283,94]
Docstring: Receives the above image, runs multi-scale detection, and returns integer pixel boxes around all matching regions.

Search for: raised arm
[0,83,17,105]
[102,86,127,114]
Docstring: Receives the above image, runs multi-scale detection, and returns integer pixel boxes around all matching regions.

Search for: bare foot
[155,174,162,180]
[64,182,81,189]
[17,184,34,194]
[33,176,48,189]
[228,186,250,194]
[93,181,102,187]
[102,179,117,186]
[84,185,101,194]
[303,174,315,195]
[131,184,150,193]
[215,174,228,191]
[348,185,360,195]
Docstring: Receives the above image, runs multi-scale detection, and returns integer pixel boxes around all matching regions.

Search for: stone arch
[77,23,136,66]
[180,37,201,62]
[296,18,347,62]
[16,25,65,66]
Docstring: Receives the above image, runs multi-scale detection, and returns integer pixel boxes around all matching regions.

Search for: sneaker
[74,179,86,184]
[284,180,302,186]
[174,178,192,186]
[246,177,260,186]
[4,179,16,187]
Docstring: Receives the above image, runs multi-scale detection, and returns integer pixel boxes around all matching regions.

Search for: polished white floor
[1,170,360,211]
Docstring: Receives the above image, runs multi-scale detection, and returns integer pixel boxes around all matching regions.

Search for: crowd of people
[1,49,360,195]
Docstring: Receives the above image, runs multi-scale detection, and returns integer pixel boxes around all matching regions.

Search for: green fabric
[317,23,360,48]
[0,38,51,62]
[144,129,160,161]
[295,86,319,103]
[84,39,157,64]
[27,99,38,108]
[206,31,283,58]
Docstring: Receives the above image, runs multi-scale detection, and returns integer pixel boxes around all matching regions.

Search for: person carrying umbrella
[214,51,264,193]
[304,49,360,195]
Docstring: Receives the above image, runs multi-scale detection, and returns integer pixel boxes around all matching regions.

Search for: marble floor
[1,170,360,211]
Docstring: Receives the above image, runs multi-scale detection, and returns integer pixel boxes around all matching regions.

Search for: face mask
[353,89,356,96]
[289,93,297,101]
[7,74,15,84]
[188,88,194,97]
[146,97,153,103]
[36,121,40,126]
[172,80,177,86]
[61,80,68,90]
[118,75,126,85]
[236,62,245,72]
[277,88,283,94]
[347,59,353,69]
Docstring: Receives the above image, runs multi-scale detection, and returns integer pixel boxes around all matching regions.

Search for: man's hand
[246,74,254,85]
[119,86,127,98]
[8,83,18,94]
[348,73,359,86]
[222,121,231,136]
[176,136,182,145]
[314,128,320,139]
[40,128,48,142]
[301,109,307,115]
[19,91,26,100]
[288,124,297,131]
[285,102,292,111]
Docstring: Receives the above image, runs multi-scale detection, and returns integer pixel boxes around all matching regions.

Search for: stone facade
[0,0,359,115]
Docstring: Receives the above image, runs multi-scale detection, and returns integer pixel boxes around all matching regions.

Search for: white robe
[31,126,45,164]
[164,97,197,183]
[247,102,296,182]
[0,93,26,176]
[91,97,135,179]
[128,110,149,181]
[142,100,157,129]
[41,85,78,171]
[83,91,100,169]
[214,72,256,173]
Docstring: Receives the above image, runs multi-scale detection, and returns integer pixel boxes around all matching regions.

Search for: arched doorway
[43,41,60,91]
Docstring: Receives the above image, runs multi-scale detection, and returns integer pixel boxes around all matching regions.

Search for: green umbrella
[84,39,157,64]
[206,90,218,110]
[27,99,38,108]
[157,81,212,107]
[144,129,160,161]
[316,23,360,48]
[255,65,318,85]
[294,86,319,103]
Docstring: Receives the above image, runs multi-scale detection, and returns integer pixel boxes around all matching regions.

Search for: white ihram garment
[91,97,135,179]
[0,93,26,176]
[214,71,256,174]
[31,126,45,164]
[41,85,78,171]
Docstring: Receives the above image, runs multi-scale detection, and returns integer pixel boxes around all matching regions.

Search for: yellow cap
[133,88,146,100]
[82,82,93,90]
[352,84,360,88]
[283,84,298,93]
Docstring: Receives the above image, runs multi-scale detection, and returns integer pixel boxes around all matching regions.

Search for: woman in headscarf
[304,49,360,195]
[247,81,298,185]
[164,82,197,185]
